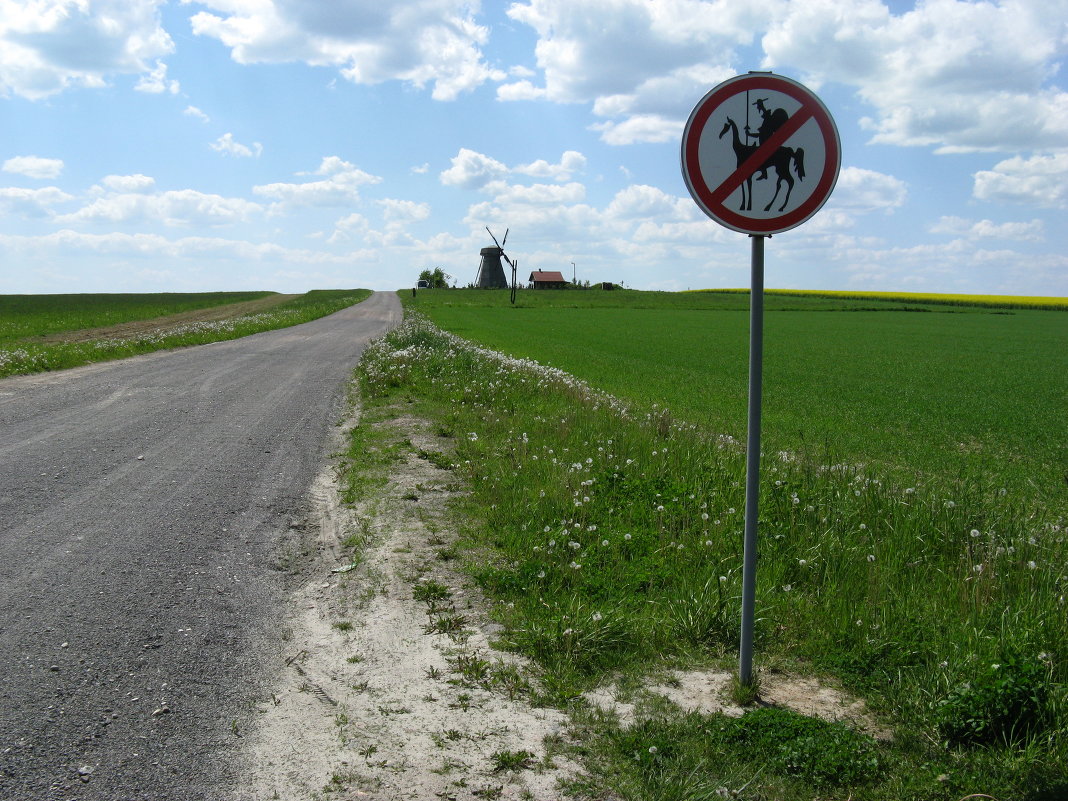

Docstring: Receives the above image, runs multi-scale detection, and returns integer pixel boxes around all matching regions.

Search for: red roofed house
[528,270,567,289]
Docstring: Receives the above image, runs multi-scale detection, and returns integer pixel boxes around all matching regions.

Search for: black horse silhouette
[719,117,806,212]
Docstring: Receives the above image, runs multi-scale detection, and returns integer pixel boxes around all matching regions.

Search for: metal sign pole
[680,72,839,689]
[739,233,765,686]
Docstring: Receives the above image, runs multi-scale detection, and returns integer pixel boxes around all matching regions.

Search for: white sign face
[681,73,841,235]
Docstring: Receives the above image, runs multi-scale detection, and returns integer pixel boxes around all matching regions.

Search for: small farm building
[528,270,567,289]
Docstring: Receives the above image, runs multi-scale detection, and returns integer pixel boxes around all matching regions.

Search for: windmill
[476,227,518,303]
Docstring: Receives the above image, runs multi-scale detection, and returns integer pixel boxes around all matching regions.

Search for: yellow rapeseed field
[692,288,1068,309]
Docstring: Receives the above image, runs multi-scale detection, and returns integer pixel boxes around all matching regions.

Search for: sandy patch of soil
[37,294,299,344]
[233,403,577,800]
[586,669,891,741]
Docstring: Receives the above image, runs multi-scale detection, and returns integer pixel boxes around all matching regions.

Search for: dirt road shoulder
[233,390,579,800]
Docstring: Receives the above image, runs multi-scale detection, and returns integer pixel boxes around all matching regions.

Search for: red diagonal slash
[708,105,816,206]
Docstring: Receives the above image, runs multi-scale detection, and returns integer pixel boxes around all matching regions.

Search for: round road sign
[681,73,841,235]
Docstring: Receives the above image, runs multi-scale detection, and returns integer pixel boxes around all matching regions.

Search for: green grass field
[0,289,372,378]
[347,287,1067,800]
[407,288,1068,513]
[0,290,275,342]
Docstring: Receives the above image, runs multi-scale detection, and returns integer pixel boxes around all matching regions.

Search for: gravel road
[0,291,401,800]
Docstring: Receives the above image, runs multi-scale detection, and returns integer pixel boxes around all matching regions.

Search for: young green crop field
[406,288,1068,514]
[0,290,274,342]
[0,289,372,378]
[348,287,1067,800]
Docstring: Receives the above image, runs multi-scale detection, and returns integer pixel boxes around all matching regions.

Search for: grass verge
[354,312,1066,801]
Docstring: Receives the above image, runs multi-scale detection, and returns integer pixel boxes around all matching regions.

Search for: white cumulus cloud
[100,174,156,193]
[134,60,179,93]
[505,0,768,143]
[440,148,510,190]
[0,228,358,264]
[827,167,907,213]
[514,151,587,182]
[606,184,687,219]
[3,155,64,179]
[762,0,1068,153]
[590,114,682,146]
[186,0,504,100]
[57,189,262,227]
[0,0,174,99]
[505,0,1068,154]
[184,105,210,122]
[441,148,589,193]
[930,216,1045,242]
[254,157,381,208]
[489,182,586,206]
[973,153,1068,209]
[0,185,74,217]
[211,133,263,159]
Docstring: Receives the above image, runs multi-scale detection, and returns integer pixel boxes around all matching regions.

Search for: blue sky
[2,0,1066,296]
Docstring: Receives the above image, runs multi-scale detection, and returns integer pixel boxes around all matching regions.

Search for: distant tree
[417,267,451,289]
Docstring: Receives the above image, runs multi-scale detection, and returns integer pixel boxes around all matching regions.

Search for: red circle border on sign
[681,74,841,235]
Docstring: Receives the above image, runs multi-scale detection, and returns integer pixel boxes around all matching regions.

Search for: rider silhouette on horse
[745,98,789,181]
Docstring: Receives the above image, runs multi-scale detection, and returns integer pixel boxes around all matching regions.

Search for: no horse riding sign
[681,72,841,687]
[681,72,841,235]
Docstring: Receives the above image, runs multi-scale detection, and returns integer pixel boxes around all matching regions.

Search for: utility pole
[571,261,576,283]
